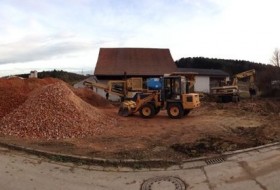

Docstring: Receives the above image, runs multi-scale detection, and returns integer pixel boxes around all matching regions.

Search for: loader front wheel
[167,103,184,119]
[139,103,155,118]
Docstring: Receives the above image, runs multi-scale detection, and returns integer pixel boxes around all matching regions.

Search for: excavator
[84,72,200,119]
[210,69,256,103]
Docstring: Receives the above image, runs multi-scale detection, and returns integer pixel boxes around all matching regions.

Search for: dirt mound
[73,88,113,108]
[171,125,278,158]
[0,77,59,119]
[171,136,257,158]
[0,82,117,139]
[202,99,280,116]
[239,99,280,114]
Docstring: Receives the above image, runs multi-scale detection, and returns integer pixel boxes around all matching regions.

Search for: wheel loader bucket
[118,107,131,117]
[118,100,136,117]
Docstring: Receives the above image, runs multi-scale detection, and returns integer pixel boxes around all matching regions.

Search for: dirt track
[0,78,279,161]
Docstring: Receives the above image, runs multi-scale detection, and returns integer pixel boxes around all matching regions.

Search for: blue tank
[147,78,162,90]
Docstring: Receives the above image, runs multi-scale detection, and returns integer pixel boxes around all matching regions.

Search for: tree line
[175,57,280,96]
[17,70,88,85]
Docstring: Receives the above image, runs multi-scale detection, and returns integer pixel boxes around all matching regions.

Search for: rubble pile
[0,82,117,139]
[0,77,58,119]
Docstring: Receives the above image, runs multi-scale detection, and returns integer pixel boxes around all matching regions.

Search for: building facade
[177,68,229,93]
[93,48,177,101]
[76,48,229,100]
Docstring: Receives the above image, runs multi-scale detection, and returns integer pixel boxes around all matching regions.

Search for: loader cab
[161,76,187,101]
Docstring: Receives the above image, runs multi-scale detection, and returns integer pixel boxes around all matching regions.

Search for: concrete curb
[0,140,279,169]
[0,141,177,168]
[180,142,280,163]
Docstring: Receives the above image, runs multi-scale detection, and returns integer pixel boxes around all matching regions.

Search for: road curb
[0,140,279,169]
[0,141,177,168]
[180,142,280,163]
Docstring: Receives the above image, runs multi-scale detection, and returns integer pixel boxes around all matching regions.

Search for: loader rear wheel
[167,103,184,119]
[139,103,155,118]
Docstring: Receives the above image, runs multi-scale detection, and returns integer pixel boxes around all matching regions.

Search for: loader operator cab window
[163,77,181,100]
[164,78,171,99]
[181,78,187,94]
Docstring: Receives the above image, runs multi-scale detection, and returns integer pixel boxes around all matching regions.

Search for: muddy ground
[1,98,279,161]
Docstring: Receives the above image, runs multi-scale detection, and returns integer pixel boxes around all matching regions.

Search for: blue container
[147,78,162,90]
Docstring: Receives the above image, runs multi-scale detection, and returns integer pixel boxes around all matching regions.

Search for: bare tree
[271,48,280,67]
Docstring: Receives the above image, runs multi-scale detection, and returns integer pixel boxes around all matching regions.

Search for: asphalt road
[0,145,280,190]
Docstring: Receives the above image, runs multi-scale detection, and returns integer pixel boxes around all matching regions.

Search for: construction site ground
[0,78,279,162]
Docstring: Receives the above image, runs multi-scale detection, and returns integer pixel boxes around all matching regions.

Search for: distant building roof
[94,48,177,76]
[177,68,229,77]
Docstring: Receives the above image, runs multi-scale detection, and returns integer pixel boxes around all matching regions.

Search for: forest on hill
[17,70,88,85]
[175,57,280,95]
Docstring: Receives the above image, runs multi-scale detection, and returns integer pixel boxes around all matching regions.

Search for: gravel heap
[0,77,58,119]
[0,82,117,139]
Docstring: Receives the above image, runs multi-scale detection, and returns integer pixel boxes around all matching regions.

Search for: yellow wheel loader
[118,75,200,119]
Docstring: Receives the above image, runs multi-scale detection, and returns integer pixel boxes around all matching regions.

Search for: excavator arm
[232,69,256,86]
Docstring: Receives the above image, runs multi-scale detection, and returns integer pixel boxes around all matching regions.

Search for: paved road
[0,145,280,190]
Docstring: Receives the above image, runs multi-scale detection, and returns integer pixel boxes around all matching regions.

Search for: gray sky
[0,0,280,76]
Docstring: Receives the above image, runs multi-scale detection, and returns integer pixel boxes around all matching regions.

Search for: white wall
[194,76,210,93]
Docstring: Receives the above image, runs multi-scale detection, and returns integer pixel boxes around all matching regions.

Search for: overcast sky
[0,0,280,76]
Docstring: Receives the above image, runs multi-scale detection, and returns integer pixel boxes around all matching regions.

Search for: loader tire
[139,103,155,118]
[167,103,184,119]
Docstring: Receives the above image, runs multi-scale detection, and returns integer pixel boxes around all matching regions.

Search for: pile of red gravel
[0,81,117,140]
[0,77,58,119]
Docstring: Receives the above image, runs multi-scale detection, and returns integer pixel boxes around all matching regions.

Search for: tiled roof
[94,48,177,76]
[177,68,229,77]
